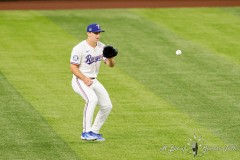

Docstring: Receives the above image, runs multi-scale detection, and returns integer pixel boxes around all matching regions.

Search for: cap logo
[87,23,104,32]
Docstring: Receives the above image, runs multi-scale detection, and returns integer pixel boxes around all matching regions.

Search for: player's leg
[72,78,98,140]
[91,79,112,134]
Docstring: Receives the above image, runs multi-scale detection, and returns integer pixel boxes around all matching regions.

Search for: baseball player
[70,23,117,141]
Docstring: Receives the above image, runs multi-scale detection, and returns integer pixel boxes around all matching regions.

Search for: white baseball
[176,50,182,55]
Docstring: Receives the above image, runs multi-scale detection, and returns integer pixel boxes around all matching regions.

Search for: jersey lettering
[85,54,102,65]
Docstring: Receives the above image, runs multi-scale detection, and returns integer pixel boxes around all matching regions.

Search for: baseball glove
[103,45,118,58]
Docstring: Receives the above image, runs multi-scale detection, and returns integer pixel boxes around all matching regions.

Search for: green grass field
[0,7,240,159]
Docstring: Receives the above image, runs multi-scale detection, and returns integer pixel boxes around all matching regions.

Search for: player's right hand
[83,77,93,86]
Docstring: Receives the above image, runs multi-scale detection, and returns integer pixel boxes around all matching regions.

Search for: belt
[90,77,96,79]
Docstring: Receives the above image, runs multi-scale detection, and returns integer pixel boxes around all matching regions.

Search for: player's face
[88,32,101,43]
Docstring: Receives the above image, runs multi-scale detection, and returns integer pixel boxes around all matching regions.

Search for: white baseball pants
[72,77,112,134]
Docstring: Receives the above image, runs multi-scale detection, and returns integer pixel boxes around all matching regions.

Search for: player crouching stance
[70,23,118,141]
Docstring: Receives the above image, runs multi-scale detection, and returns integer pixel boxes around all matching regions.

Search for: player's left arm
[104,57,115,67]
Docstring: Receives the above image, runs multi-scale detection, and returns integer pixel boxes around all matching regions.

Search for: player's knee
[99,100,112,109]
[108,103,113,111]
[87,96,98,105]
[103,103,112,112]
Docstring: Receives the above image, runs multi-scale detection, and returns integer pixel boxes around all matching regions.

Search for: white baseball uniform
[70,40,112,134]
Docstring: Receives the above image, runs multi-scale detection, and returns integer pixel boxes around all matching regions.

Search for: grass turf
[0,8,240,159]
[0,72,80,159]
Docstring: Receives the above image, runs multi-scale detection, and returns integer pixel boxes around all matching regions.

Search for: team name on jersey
[85,54,102,65]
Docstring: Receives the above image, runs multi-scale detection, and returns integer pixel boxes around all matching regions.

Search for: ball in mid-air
[176,50,182,55]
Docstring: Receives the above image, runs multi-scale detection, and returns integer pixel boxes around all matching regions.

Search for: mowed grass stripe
[0,72,80,159]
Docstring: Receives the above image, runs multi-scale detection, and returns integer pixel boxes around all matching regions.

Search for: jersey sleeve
[70,46,81,65]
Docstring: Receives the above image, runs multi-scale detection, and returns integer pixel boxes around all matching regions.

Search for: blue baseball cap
[87,23,105,32]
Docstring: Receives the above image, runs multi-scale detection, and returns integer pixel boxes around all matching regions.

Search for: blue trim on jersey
[71,62,80,65]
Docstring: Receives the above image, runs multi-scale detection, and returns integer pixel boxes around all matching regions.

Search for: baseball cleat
[81,132,97,141]
[96,134,105,141]
[89,131,105,141]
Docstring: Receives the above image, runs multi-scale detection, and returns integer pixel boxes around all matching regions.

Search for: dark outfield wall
[0,0,239,10]
[1,0,240,1]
